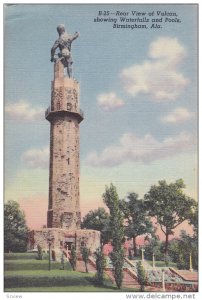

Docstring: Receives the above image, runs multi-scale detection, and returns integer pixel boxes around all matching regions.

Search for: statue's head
[57,24,65,35]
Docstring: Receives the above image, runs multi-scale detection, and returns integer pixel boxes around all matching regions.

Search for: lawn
[4,252,138,292]
[147,260,177,268]
[130,257,177,269]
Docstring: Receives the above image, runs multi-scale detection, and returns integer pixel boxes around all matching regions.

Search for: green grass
[130,257,178,269]
[5,286,138,292]
[5,259,71,271]
[5,271,98,289]
[4,252,38,260]
[147,260,177,268]
[4,252,139,292]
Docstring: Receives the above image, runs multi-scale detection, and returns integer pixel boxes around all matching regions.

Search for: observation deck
[45,106,84,123]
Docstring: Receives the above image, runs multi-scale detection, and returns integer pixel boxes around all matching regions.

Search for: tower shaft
[46,61,83,230]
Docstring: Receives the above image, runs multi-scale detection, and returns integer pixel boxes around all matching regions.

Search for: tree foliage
[81,246,90,273]
[188,202,198,237]
[81,207,111,244]
[94,247,106,286]
[110,249,124,289]
[59,252,65,270]
[103,184,124,289]
[144,179,197,255]
[144,235,162,261]
[169,230,198,270]
[119,193,153,256]
[4,200,29,253]
[36,244,43,260]
[136,261,148,292]
[70,245,77,271]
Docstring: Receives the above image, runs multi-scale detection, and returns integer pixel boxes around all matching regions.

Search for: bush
[94,248,106,286]
[136,261,147,292]
[36,245,43,260]
[60,252,65,270]
[81,246,90,273]
[110,249,124,289]
[69,245,77,271]
[164,254,171,267]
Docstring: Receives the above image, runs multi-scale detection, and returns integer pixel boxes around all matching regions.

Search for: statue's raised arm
[50,24,79,78]
[71,31,79,42]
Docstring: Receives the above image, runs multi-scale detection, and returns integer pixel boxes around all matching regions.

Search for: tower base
[28,228,100,260]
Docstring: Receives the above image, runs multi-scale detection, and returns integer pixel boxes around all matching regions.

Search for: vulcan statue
[51,24,79,78]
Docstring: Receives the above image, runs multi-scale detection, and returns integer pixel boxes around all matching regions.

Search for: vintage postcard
[4,3,198,299]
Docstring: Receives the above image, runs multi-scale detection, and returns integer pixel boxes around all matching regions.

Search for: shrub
[136,261,147,292]
[70,245,77,271]
[81,246,90,273]
[36,245,43,260]
[94,248,106,286]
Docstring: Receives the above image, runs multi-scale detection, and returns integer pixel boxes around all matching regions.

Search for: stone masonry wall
[47,61,81,230]
[28,228,100,259]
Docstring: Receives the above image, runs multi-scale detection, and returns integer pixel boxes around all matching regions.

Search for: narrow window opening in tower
[67,158,70,165]
[81,241,85,247]
[67,103,72,111]
[57,101,61,110]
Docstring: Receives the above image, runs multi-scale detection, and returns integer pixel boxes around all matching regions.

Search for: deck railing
[45,106,84,118]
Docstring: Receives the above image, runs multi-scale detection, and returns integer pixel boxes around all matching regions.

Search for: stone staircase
[105,269,140,288]
[170,269,198,282]
[76,258,97,273]
[122,270,140,287]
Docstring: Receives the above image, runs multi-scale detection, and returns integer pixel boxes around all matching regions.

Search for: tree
[70,245,77,271]
[94,247,106,286]
[144,235,162,261]
[136,261,148,292]
[81,246,90,273]
[81,208,111,244]
[169,230,198,270]
[188,202,198,237]
[119,193,154,256]
[36,244,43,260]
[4,200,29,252]
[103,184,124,289]
[144,179,197,256]
[59,252,65,270]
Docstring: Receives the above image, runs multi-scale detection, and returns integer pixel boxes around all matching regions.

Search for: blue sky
[4,4,198,228]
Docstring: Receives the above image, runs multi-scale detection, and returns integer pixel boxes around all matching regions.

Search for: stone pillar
[141,247,145,262]
[152,253,155,268]
[46,61,83,230]
[162,269,165,291]
[189,252,193,272]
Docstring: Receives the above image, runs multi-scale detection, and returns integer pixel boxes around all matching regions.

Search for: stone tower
[27,26,100,256]
[46,61,83,230]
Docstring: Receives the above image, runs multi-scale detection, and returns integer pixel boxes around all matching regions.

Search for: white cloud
[120,37,189,102]
[86,131,196,167]
[160,107,194,124]
[97,92,124,111]
[21,146,49,168]
[5,100,44,121]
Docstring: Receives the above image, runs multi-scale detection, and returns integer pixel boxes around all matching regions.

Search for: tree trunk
[133,236,137,257]
[165,231,169,256]
[85,262,88,273]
